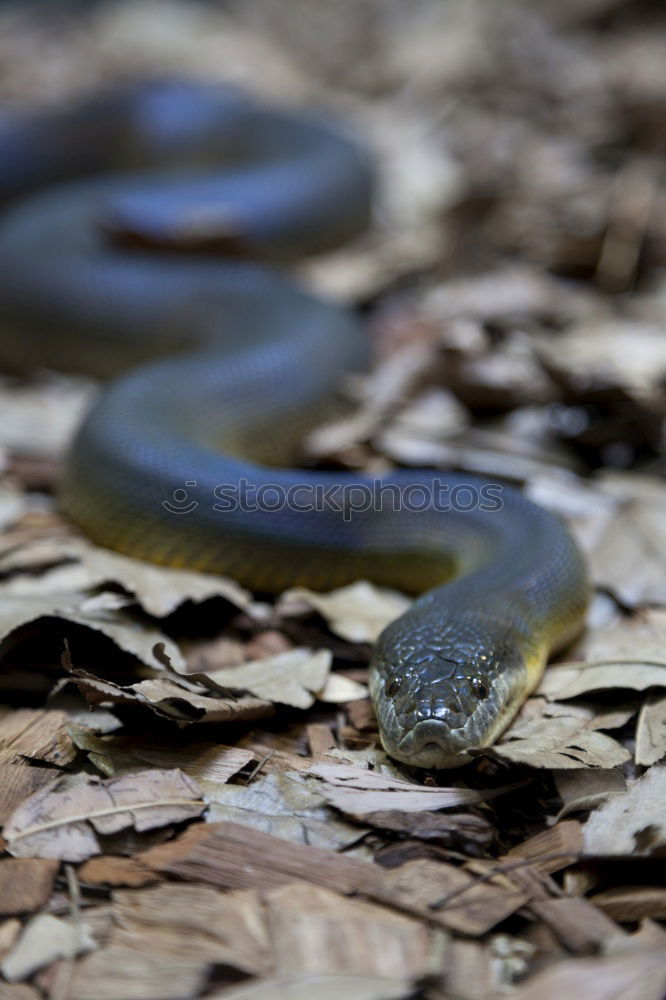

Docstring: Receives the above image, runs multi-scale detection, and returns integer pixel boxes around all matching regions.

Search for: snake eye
[385,676,402,697]
[471,676,488,699]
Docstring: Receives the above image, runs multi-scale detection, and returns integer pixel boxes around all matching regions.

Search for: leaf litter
[2,1,666,998]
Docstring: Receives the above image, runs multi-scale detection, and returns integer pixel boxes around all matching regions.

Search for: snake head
[369,612,533,769]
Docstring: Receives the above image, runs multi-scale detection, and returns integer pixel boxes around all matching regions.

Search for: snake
[0,80,588,768]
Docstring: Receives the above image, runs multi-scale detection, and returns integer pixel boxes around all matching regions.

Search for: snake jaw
[396,719,473,769]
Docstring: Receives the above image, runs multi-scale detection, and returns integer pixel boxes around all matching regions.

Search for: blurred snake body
[0,81,588,767]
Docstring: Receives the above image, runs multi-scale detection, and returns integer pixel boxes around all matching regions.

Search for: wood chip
[591,887,666,922]
[0,859,59,916]
[111,883,272,975]
[506,821,584,873]
[0,710,76,767]
[77,856,159,889]
[264,882,441,978]
[360,858,528,936]
[508,947,666,1000]
[137,820,373,893]
[0,765,62,825]
[528,897,624,953]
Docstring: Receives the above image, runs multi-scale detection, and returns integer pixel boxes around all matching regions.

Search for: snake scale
[0,80,588,767]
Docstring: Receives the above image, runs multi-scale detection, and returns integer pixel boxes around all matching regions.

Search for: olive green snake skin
[0,81,588,767]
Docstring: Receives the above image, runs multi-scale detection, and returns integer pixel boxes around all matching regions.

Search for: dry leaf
[635,694,666,766]
[493,714,631,769]
[67,943,209,1000]
[554,768,627,818]
[278,581,410,643]
[65,543,252,619]
[308,762,519,813]
[70,727,255,787]
[206,771,366,850]
[67,668,272,727]
[205,648,331,709]
[0,482,24,533]
[588,480,666,606]
[0,590,185,672]
[317,672,368,703]
[203,976,414,1000]
[509,947,666,1000]
[3,769,205,861]
[583,766,666,856]
[1,914,94,982]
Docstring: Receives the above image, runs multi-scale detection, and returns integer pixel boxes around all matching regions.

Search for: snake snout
[397,718,473,769]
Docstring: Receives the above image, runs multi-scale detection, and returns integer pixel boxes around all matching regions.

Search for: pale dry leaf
[206,771,366,850]
[308,762,513,813]
[540,664,666,701]
[3,768,205,861]
[1,913,94,982]
[68,942,209,1000]
[493,712,631,769]
[635,694,666,766]
[317,671,368,703]
[203,975,414,1000]
[0,590,185,671]
[583,766,666,856]
[588,484,666,606]
[70,726,254,786]
[508,947,666,1000]
[71,543,252,618]
[205,648,331,710]
[0,373,94,458]
[67,669,272,726]
[0,481,24,532]
[537,320,666,408]
[278,581,410,643]
[554,767,627,819]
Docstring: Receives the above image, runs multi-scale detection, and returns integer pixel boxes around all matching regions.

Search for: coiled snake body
[0,81,588,767]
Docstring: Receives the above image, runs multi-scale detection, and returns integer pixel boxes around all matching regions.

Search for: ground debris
[1,0,666,996]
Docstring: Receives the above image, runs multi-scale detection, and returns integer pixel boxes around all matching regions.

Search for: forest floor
[0,2,666,999]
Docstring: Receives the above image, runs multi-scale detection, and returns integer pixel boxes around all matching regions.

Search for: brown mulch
[1,2,666,998]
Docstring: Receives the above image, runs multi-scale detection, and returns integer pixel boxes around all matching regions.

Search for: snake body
[0,81,588,767]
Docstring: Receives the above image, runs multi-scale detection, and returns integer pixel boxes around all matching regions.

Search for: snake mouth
[395,718,476,769]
